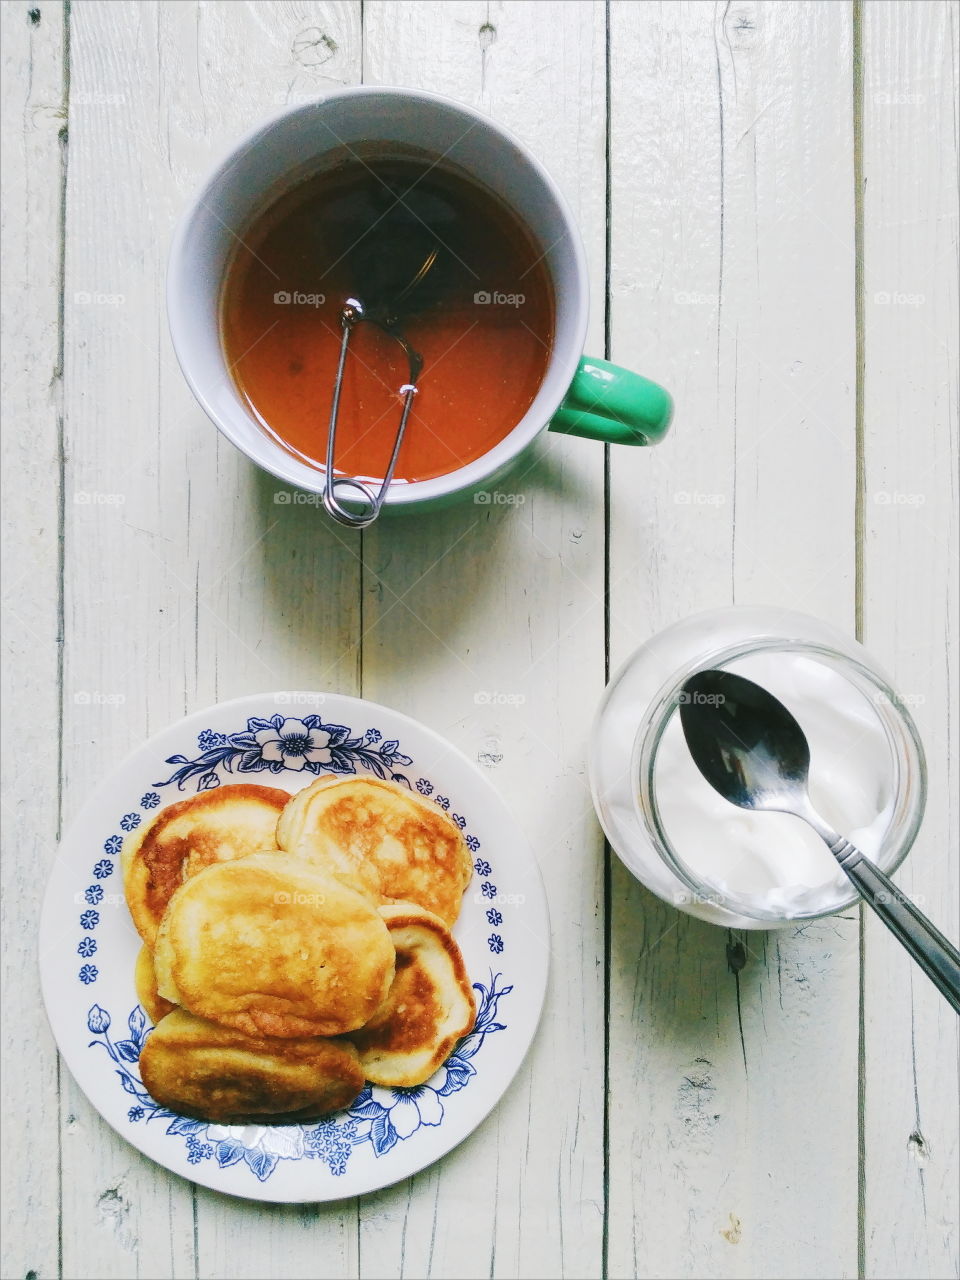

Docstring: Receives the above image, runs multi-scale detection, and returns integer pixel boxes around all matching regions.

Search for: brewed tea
[220,152,555,484]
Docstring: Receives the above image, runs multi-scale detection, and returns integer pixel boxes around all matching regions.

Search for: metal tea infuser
[322,234,439,529]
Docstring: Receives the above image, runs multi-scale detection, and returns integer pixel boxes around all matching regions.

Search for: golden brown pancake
[153,853,395,1038]
[275,774,380,901]
[139,1008,364,1123]
[122,783,289,946]
[348,902,476,1087]
[277,776,473,925]
[134,944,177,1025]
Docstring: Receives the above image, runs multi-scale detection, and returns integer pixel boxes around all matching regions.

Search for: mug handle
[548,356,673,446]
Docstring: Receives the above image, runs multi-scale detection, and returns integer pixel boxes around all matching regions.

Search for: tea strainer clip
[323,245,438,530]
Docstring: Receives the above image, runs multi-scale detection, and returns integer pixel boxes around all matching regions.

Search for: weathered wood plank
[861,4,960,1277]
[606,3,860,1277]
[359,2,608,1276]
[1,3,67,1278]
[59,2,363,1277]
[10,2,955,1276]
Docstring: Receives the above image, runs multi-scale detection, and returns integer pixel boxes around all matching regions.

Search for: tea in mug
[220,152,555,484]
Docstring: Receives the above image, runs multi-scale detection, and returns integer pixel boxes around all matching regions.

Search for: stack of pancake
[122,776,476,1125]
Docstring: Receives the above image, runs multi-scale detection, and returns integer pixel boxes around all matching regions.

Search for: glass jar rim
[631,636,927,923]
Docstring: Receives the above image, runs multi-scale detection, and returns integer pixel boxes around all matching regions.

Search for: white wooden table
[3,2,957,1277]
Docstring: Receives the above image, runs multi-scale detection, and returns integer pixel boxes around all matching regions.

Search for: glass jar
[589,607,926,929]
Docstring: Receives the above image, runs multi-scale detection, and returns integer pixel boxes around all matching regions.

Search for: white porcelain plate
[40,692,549,1202]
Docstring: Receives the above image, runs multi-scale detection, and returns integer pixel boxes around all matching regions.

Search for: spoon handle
[829,837,960,1014]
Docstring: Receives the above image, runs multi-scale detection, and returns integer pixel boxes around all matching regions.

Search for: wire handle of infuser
[323,298,421,530]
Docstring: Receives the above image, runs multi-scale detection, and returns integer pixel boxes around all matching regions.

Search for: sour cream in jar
[589,608,926,929]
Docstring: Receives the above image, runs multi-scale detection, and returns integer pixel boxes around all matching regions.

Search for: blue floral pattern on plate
[87,974,511,1183]
[43,692,546,1202]
[156,715,414,792]
[68,702,519,1189]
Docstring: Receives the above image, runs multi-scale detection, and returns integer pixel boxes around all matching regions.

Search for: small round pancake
[277,776,473,925]
[139,1008,364,1124]
[154,853,395,1038]
[134,944,177,1025]
[275,775,381,901]
[122,783,289,946]
[348,902,476,1087]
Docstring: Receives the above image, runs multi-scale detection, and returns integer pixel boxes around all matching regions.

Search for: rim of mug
[166,85,590,507]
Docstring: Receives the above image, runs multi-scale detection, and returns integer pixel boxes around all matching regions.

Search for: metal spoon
[678,668,960,1013]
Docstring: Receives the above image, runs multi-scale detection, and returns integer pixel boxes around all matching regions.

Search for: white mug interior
[167,87,589,508]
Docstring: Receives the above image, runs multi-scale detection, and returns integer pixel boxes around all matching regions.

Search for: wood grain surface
[1,5,66,1279]
[860,4,959,1278]
[1,2,957,1278]
[606,3,860,1277]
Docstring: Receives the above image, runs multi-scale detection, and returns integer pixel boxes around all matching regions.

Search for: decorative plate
[40,692,549,1202]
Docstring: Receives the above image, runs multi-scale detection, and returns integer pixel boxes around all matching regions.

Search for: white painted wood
[59,2,363,1277]
[4,2,958,1276]
[861,4,960,1278]
[359,3,608,1277]
[0,4,66,1279]
[606,3,860,1278]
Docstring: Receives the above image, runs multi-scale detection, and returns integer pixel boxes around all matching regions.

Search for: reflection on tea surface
[221,153,555,483]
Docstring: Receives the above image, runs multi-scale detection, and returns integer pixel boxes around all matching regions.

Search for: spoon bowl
[679,669,813,816]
